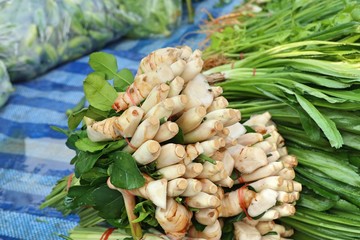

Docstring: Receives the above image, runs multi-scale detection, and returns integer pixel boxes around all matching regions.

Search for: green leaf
[226,211,246,223]
[133,200,158,227]
[50,126,71,136]
[342,131,360,150]
[66,96,86,116]
[83,72,118,111]
[74,151,103,178]
[295,93,343,148]
[108,152,145,189]
[291,148,360,187]
[264,232,278,236]
[163,127,185,144]
[114,68,134,92]
[93,185,125,219]
[296,190,336,211]
[66,130,87,151]
[196,154,217,164]
[102,140,127,154]
[296,167,360,207]
[81,167,108,185]
[89,52,118,80]
[191,218,206,231]
[66,185,97,209]
[85,105,109,121]
[75,137,109,152]
[244,125,256,133]
[68,108,87,131]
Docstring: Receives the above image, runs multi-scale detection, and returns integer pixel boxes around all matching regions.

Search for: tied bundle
[42,47,301,240]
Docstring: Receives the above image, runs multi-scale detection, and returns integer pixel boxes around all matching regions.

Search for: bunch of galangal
[84,46,301,240]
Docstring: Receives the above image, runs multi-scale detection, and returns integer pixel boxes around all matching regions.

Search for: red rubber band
[238,175,245,184]
[252,68,256,76]
[66,173,73,192]
[124,138,137,150]
[238,184,252,220]
[240,52,244,60]
[112,101,121,111]
[100,228,116,240]
[126,86,136,106]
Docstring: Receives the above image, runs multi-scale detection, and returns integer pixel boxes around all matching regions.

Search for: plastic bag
[0,60,13,108]
[124,0,182,38]
[0,0,182,82]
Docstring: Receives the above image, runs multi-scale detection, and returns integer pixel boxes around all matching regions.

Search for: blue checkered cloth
[0,1,239,239]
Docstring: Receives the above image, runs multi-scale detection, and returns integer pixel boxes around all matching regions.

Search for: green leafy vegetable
[74,151,103,178]
[83,72,118,111]
[133,200,158,227]
[108,152,145,189]
[203,0,360,238]
[114,68,134,92]
[75,138,110,153]
[89,52,119,80]
[66,96,86,117]
[68,108,87,131]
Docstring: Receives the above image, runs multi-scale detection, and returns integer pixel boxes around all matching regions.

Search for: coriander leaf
[89,52,118,80]
[75,137,109,152]
[108,152,145,189]
[68,108,87,131]
[114,68,134,92]
[83,72,118,111]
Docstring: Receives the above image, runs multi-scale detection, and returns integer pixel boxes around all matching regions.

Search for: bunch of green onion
[203,0,360,239]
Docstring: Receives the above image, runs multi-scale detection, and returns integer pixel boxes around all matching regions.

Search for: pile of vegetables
[0,0,181,82]
[202,0,360,239]
[42,47,302,239]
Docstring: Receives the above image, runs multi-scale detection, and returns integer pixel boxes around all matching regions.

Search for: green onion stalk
[203,0,360,239]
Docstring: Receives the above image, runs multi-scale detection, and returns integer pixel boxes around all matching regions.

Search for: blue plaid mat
[0,1,239,239]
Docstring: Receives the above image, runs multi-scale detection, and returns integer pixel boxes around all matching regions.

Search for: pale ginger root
[86,106,144,142]
[195,208,219,226]
[153,121,179,143]
[181,179,202,197]
[113,47,203,112]
[233,221,262,240]
[155,143,186,169]
[157,164,186,180]
[107,177,167,209]
[188,220,222,240]
[218,188,256,217]
[155,198,193,240]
